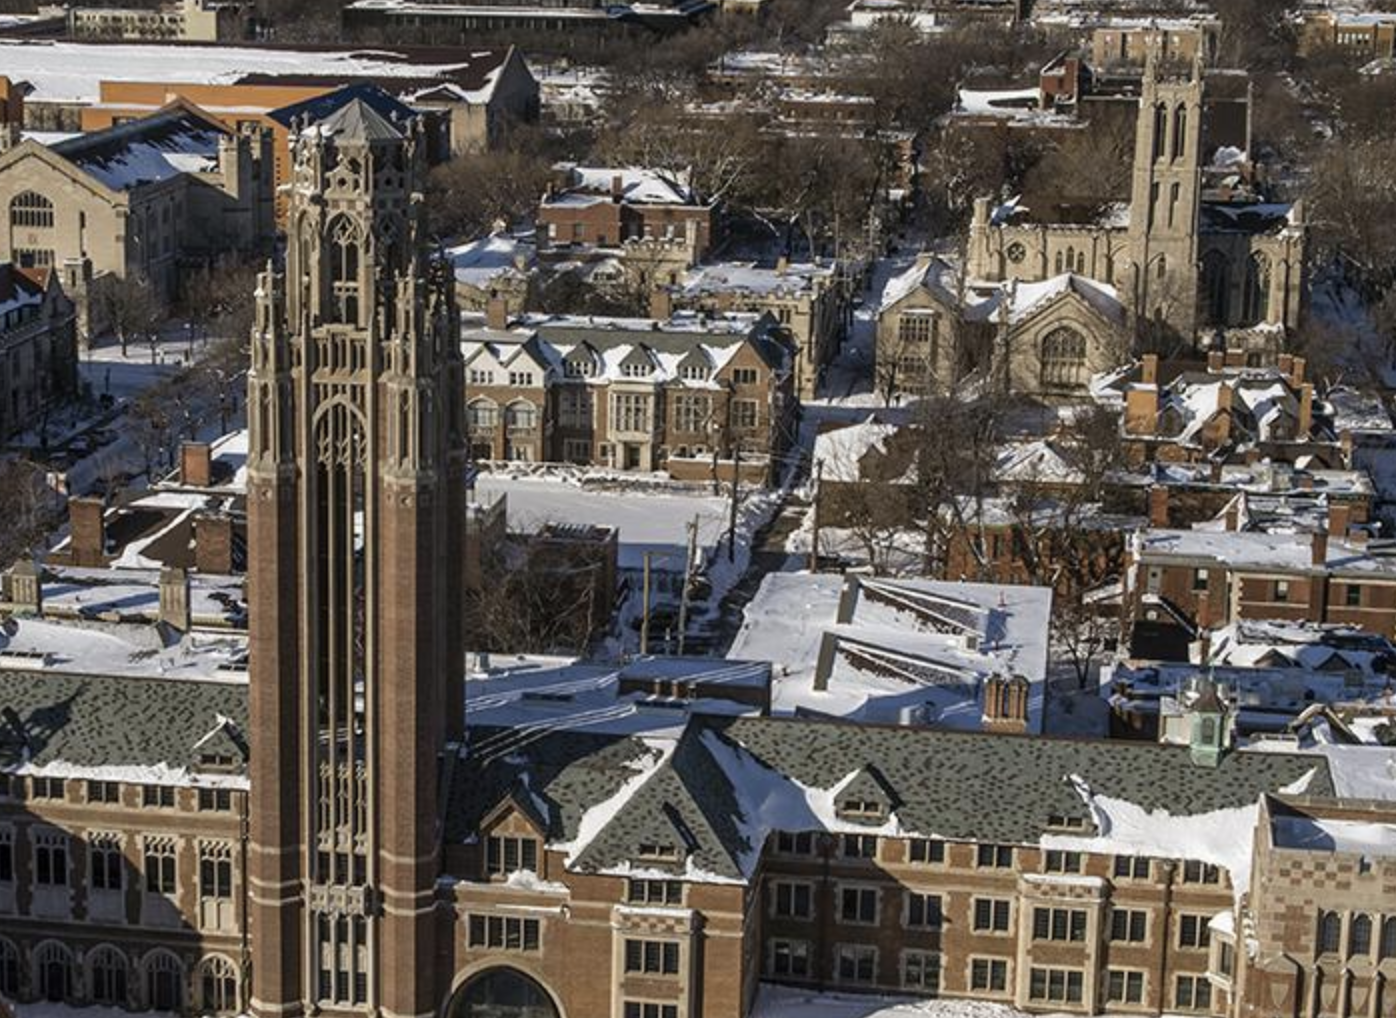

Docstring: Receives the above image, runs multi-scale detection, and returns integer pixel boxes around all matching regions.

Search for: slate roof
[308,97,408,142]
[52,104,226,191]
[0,669,248,780]
[270,83,417,133]
[448,713,1333,882]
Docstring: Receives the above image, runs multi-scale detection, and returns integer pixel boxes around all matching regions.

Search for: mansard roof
[0,669,248,785]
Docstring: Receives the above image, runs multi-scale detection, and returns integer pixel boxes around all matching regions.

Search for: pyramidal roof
[311,98,406,142]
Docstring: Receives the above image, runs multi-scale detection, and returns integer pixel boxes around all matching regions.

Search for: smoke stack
[486,296,509,332]
[194,512,235,574]
[1312,530,1328,568]
[1148,485,1170,527]
[611,174,624,201]
[1329,501,1351,539]
[1298,383,1313,438]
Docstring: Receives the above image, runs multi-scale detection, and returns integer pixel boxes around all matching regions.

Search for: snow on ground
[752,984,1023,1018]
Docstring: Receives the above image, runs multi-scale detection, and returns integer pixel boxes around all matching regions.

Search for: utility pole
[676,514,700,656]
[809,459,823,573]
[640,551,653,656]
[728,444,741,563]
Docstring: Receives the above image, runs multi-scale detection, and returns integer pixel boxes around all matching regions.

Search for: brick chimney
[1224,499,1239,531]
[1291,355,1306,386]
[6,558,41,616]
[1140,352,1159,385]
[194,512,234,574]
[159,566,190,632]
[1207,350,1224,372]
[1125,385,1158,436]
[485,296,509,331]
[1329,501,1352,539]
[1278,353,1293,378]
[1312,530,1328,567]
[68,495,107,568]
[181,441,213,488]
[649,288,673,321]
[1148,485,1170,527]
[1298,382,1314,438]
[611,173,624,202]
[1212,382,1233,445]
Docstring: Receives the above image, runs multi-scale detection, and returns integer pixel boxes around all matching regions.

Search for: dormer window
[486,834,539,876]
[637,842,680,862]
[840,798,885,821]
[622,361,652,379]
[1046,813,1087,831]
[469,368,495,386]
[680,363,709,382]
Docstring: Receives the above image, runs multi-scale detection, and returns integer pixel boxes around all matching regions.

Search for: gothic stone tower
[246,100,466,1018]
[1125,48,1205,341]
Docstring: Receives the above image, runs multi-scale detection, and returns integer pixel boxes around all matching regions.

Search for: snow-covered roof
[0,39,516,107]
[813,417,912,483]
[974,273,1125,326]
[1133,527,1396,577]
[676,260,834,299]
[729,572,1052,732]
[52,105,226,191]
[447,232,536,289]
[878,253,961,314]
[1271,808,1396,857]
[547,164,703,206]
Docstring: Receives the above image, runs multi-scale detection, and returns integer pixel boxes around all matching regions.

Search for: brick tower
[246,100,466,1018]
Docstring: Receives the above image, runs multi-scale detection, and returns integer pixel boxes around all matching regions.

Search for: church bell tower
[246,100,466,1018]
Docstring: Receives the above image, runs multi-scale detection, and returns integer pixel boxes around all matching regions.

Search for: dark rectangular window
[35,836,67,886]
[769,939,810,978]
[467,915,541,952]
[841,834,877,859]
[1029,967,1084,1003]
[91,840,123,891]
[197,788,233,812]
[31,776,64,800]
[774,881,813,919]
[976,844,1013,868]
[1113,855,1150,879]
[87,780,121,804]
[970,958,1008,992]
[627,879,682,905]
[907,892,943,930]
[144,844,176,894]
[1033,907,1088,942]
[1111,909,1148,942]
[623,939,680,975]
[840,886,878,924]
[973,898,1011,932]
[775,831,815,855]
[142,784,176,808]
[622,1005,677,1018]
[1179,913,1212,949]
[1107,970,1146,1004]
[1182,860,1221,884]
[486,835,540,876]
[908,838,945,864]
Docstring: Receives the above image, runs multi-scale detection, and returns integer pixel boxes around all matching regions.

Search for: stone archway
[445,967,562,1018]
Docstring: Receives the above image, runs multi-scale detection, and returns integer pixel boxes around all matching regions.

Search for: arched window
[36,942,74,1002]
[1243,253,1271,324]
[505,400,537,433]
[1040,328,1088,390]
[89,945,130,1006]
[199,956,240,1014]
[1054,250,1064,274]
[1317,911,1342,955]
[1172,104,1187,161]
[327,215,361,326]
[144,950,185,1012]
[1200,250,1230,326]
[1076,250,1086,273]
[1157,254,1168,279]
[1350,914,1373,958]
[447,967,561,1018]
[0,937,18,996]
[11,191,54,228]
[1381,916,1396,959]
[468,399,498,431]
[1065,246,1075,274]
[1152,103,1167,162]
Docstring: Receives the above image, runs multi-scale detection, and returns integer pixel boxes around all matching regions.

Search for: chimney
[1148,485,1170,527]
[68,495,107,568]
[1216,381,1233,413]
[649,288,673,322]
[180,441,213,488]
[1278,353,1293,378]
[1329,501,1352,539]
[1207,350,1224,372]
[486,296,509,331]
[611,174,624,202]
[1223,500,1239,531]
[1141,352,1159,385]
[776,254,789,274]
[159,566,191,632]
[1312,530,1328,567]
[1298,382,1314,437]
[1209,460,1224,483]
[1291,355,1306,386]
[1125,385,1158,436]
[194,512,234,574]
[6,559,41,616]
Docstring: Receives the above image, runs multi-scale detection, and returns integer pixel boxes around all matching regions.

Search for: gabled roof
[270,83,416,133]
[51,101,228,191]
[975,272,1125,327]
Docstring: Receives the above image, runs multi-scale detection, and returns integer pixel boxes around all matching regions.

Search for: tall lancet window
[328,215,361,326]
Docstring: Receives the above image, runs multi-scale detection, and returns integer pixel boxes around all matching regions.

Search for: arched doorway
[446,968,560,1018]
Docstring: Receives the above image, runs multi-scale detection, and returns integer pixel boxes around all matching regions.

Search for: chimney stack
[1329,501,1352,539]
[611,174,624,201]
[68,496,107,568]
[6,559,41,616]
[1207,350,1225,372]
[485,296,509,332]
[649,287,673,322]
[1291,355,1306,386]
[181,441,213,488]
[1298,382,1314,438]
[1148,486,1170,527]
[194,512,235,574]
[1224,499,1239,531]
[158,566,191,632]
[1125,385,1158,436]
[1312,530,1328,567]
[1141,352,1159,385]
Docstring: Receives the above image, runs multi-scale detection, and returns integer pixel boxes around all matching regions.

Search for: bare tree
[0,459,61,568]
[99,274,163,357]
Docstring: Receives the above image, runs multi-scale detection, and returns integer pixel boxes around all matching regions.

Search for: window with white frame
[835,944,876,984]
[773,880,813,919]
[902,950,940,992]
[768,939,810,978]
[1107,969,1146,1004]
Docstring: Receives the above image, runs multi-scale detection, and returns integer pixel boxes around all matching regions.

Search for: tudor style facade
[463,314,797,484]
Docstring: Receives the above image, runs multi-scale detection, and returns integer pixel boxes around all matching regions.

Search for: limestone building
[0,264,79,442]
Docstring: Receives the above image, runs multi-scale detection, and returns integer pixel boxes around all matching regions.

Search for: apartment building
[463,312,797,483]
[662,260,850,401]
[66,0,253,42]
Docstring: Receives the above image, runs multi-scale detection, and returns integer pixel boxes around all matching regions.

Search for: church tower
[1125,44,1205,341]
[246,101,466,1018]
